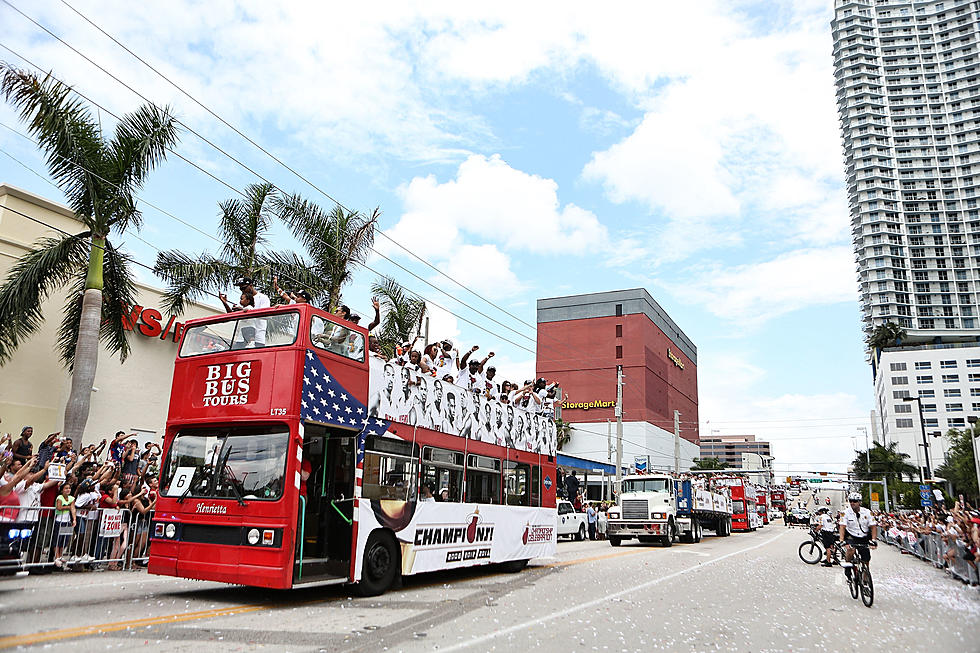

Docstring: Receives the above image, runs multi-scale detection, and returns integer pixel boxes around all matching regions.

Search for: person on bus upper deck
[483,365,499,397]
[437,340,459,376]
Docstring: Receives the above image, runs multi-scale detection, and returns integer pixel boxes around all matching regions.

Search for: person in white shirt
[839,492,877,576]
[456,359,485,393]
[816,507,837,567]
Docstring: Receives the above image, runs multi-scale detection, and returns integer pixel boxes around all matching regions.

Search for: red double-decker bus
[148,303,558,595]
[712,477,757,532]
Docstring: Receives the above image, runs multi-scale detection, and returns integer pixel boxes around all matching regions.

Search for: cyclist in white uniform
[839,491,877,578]
[816,507,837,567]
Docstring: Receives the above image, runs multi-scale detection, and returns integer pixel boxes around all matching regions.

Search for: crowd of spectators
[876,501,980,584]
[0,421,160,572]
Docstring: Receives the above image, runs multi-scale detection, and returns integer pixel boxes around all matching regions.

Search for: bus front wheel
[356,531,400,596]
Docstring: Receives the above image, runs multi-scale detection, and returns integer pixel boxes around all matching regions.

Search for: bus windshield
[732,500,745,514]
[162,427,290,501]
[179,311,300,357]
[622,478,669,493]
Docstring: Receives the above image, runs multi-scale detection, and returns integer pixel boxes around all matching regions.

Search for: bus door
[294,423,356,583]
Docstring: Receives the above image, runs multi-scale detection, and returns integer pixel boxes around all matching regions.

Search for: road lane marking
[439,531,787,652]
[0,604,268,649]
[0,546,661,649]
[540,547,654,568]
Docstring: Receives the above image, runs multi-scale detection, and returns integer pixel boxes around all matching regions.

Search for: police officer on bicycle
[816,507,837,567]
[839,491,877,579]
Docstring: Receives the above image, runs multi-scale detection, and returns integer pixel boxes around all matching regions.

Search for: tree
[370,276,426,357]
[555,419,572,451]
[850,441,918,482]
[274,193,379,311]
[935,428,979,503]
[691,457,727,471]
[0,64,179,442]
[866,321,906,351]
[153,183,317,313]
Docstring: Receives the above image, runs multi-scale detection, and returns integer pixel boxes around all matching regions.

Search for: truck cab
[606,474,677,547]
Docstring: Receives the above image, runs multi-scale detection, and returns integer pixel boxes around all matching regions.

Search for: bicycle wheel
[860,567,874,607]
[799,541,822,564]
[848,569,859,599]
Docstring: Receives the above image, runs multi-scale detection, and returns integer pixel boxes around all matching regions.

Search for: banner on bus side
[367,357,557,456]
[354,500,557,580]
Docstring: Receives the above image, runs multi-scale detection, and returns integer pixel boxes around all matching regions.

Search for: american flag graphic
[300,349,392,468]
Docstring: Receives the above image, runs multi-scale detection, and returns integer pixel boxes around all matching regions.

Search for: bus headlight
[165,523,177,539]
[608,511,620,519]
[247,528,260,545]
[7,529,19,539]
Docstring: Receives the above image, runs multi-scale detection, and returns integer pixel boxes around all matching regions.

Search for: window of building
[941,360,957,368]
[893,389,911,399]
[945,389,962,397]
[914,375,930,384]
[896,418,915,428]
[948,417,966,427]
[970,374,980,383]
[923,403,937,412]
[895,403,913,413]
[942,374,960,383]
[946,403,964,412]
[915,361,933,370]
[925,418,939,428]
[967,359,980,368]
[919,390,935,398]
[615,303,623,317]
[615,324,622,338]
[615,345,623,359]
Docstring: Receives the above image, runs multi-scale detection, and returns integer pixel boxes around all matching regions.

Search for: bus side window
[465,454,500,504]
[362,451,416,501]
[420,447,463,502]
[531,465,541,507]
[504,461,531,507]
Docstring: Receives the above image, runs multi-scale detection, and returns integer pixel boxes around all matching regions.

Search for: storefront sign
[667,348,685,369]
[561,400,614,410]
[121,304,185,344]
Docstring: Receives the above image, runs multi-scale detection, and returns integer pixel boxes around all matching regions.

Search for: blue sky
[0,0,875,473]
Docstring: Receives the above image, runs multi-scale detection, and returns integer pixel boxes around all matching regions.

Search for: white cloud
[671,247,856,326]
[389,154,608,256]
[698,349,872,473]
[440,244,524,299]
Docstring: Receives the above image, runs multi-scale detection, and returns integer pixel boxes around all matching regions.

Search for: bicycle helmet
[847,491,862,502]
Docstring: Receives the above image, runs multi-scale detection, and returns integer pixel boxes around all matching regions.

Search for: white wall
[562,420,699,472]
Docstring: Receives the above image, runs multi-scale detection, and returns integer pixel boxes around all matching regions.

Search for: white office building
[833,0,980,472]
[873,344,980,476]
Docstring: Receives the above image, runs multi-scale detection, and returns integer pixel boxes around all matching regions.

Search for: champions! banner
[354,499,557,579]
[367,357,557,456]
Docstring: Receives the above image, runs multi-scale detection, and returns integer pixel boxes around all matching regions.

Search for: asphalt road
[1,525,978,652]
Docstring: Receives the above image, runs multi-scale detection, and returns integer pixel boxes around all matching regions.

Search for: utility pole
[615,365,624,498]
[423,316,430,346]
[882,475,890,513]
[607,419,612,464]
[673,410,681,474]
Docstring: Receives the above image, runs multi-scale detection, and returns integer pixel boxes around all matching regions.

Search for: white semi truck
[606,474,733,547]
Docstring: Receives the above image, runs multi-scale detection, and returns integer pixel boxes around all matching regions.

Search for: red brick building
[537,289,699,452]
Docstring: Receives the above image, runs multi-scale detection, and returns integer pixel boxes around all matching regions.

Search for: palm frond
[218,183,276,268]
[257,251,327,303]
[105,103,180,233]
[0,64,104,226]
[371,276,426,354]
[96,240,138,363]
[0,232,89,363]
[153,250,233,314]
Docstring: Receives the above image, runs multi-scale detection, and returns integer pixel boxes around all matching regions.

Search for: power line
[0,21,690,424]
[55,0,540,336]
[0,7,539,348]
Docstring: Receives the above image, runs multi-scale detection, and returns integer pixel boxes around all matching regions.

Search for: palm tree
[0,64,179,442]
[274,193,379,310]
[866,321,906,351]
[370,276,426,357]
[153,183,318,313]
[691,457,727,471]
[851,441,918,481]
[554,419,573,451]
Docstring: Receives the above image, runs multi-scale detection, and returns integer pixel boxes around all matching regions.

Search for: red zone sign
[121,304,186,344]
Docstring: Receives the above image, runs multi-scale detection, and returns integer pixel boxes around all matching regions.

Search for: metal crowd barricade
[880,528,979,588]
[2,506,154,572]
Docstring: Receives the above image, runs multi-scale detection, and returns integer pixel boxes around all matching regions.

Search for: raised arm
[0,456,36,496]
[477,351,495,372]
[458,345,479,369]
[367,297,381,332]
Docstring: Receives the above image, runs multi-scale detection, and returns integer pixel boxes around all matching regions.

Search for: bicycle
[799,528,847,566]
[844,543,874,608]
[798,527,823,564]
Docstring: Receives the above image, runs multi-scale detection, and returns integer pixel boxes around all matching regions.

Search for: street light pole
[903,396,932,482]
